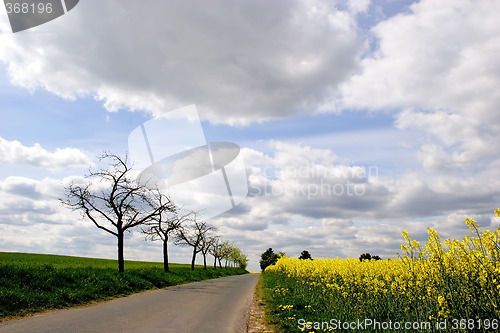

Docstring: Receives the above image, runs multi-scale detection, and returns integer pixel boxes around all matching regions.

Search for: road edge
[247,273,274,333]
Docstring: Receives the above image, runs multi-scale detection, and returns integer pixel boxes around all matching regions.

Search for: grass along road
[0,273,260,333]
[0,252,247,319]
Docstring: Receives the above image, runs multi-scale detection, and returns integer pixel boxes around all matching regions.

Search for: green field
[0,252,247,319]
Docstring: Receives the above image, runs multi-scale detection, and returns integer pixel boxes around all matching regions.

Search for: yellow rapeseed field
[263,209,500,332]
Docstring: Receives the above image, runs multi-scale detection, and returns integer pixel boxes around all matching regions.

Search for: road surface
[0,273,260,333]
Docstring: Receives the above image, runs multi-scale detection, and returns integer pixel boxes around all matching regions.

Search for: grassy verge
[0,252,247,319]
[260,270,309,333]
[248,274,275,333]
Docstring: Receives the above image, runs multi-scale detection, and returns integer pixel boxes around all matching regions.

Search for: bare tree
[142,202,192,272]
[199,233,218,270]
[210,236,222,269]
[61,152,168,272]
[175,217,216,271]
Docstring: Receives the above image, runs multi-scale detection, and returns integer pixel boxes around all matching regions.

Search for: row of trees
[259,248,312,271]
[62,153,247,272]
[144,211,247,271]
[260,249,384,270]
[359,253,381,261]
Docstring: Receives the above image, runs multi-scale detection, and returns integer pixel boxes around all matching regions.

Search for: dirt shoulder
[247,274,274,333]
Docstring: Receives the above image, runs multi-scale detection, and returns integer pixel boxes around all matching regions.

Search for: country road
[0,273,260,333]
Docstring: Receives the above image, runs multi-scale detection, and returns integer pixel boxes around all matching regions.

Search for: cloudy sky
[1,0,499,271]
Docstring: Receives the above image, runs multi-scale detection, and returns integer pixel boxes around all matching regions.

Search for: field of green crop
[0,252,247,319]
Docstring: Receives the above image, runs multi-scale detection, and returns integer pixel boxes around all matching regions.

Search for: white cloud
[240,141,500,221]
[0,0,363,125]
[338,0,500,170]
[346,0,371,14]
[395,109,496,170]
[340,0,500,116]
[0,137,91,170]
[215,140,500,269]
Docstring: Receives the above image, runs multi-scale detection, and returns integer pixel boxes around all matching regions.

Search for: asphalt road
[0,273,260,333]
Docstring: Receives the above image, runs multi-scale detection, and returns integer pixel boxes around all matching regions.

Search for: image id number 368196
[5,2,53,14]
[450,319,498,330]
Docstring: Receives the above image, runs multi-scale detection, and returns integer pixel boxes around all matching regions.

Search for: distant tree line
[260,248,384,270]
[259,249,314,271]
[359,253,381,261]
[62,152,248,272]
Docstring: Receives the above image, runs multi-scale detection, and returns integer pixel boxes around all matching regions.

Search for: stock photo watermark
[251,163,379,199]
[128,105,248,220]
[297,318,499,331]
[126,104,377,212]
[3,0,79,33]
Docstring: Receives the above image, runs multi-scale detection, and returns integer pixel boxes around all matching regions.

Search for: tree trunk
[163,240,169,272]
[213,255,217,269]
[118,230,125,273]
[218,258,222,268]
[191,248,197,271]
[203,253,207,270]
